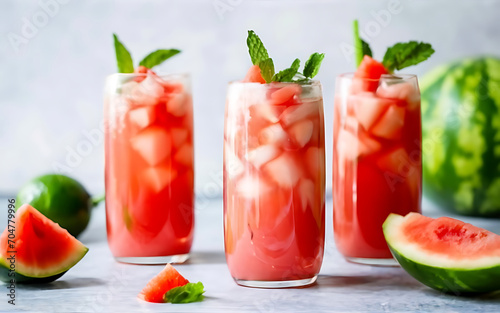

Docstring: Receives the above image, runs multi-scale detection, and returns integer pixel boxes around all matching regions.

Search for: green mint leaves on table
[113,33,181,73]
[382,41,435,72]
[247,30,324,83]
[163,282,205,304]
[353,20,372,67]
[353,20,434,72]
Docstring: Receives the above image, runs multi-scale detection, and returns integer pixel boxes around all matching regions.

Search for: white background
[1,0,499,199]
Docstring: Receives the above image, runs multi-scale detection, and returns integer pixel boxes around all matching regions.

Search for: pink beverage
[104,72,194,264]
[333,73,422,265]
[224,81,325,288]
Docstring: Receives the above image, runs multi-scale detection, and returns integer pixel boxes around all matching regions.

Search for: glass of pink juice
[333,73,422,265]
[104,72,194,264]
[224,81,325,288]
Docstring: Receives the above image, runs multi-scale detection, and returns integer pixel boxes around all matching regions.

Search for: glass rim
[336,73,417,82]
[106,72,190,80]
[228,80,321,87]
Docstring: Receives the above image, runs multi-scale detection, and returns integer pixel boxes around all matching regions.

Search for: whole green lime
[16,174,93,237]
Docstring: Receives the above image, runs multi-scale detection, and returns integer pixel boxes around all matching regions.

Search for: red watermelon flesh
[399,213,500,258]
[242,65,266,83]
[353,56,389,93]
[138,264,190,303]
[0,204,88,279]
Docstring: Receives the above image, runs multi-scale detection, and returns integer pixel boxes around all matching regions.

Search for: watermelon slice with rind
[383,212,500,294]
[138,264,189,303]
[0,204,88,283]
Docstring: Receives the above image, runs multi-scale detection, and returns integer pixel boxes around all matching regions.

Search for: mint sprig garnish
[246,30,324,83]
[258,58,275,83]
[353,20,372,67]
[112,34,181,73]
[382,41,435,72]
[272,58,300,82]
[163,282,205,304]
[139,49,181,69]
[113,34,134,73]
[303,53,325,79]
[352,20,434,72]
[247,30,270,65]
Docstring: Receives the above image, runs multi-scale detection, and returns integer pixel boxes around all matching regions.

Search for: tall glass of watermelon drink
[104,71,194,264]
[224,76,326,287]
[333,68,422,265]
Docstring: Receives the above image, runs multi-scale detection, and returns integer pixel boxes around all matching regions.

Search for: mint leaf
[247,30,269,65]
[382,41,435,72]
[272,58,300,82]
[353,20,372,67]
[258,58,275,83]
[361,39,372,59]
[163,282,205,304]
[303,53,324,79]
[139,49,180,69]
[113,34,134,73]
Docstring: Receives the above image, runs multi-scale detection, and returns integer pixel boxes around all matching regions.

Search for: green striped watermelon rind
[383,214,500,295]
[0,246,87,284]
[421,56,500,217]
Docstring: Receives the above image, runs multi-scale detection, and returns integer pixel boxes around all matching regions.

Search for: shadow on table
[422,289,500,302]
[316,271,421,290]
[186,251,226,265]
[19,277,105,290]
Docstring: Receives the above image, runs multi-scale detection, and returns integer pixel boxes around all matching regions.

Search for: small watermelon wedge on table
[139,264,205,303]
[383,212,500,295]
[0,204,88,283]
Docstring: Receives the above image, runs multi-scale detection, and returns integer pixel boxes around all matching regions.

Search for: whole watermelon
[421,57,500,217]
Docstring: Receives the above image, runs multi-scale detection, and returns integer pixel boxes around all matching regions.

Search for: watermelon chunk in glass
[131,127,172,166]
[258,123,288,146]
[173,143,193,167]
[247,145,280,169]
[287,119,314,148]
[270,84,301,106]
[170,127,189,149]
[140,165,178,193]
[166,92,190,117]
[351,92,392,131]
[129,106,155,130]
[263,152,301,188]
[370,105,406,140]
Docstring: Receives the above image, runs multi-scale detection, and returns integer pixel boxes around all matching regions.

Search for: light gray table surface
[1,196,500,313]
